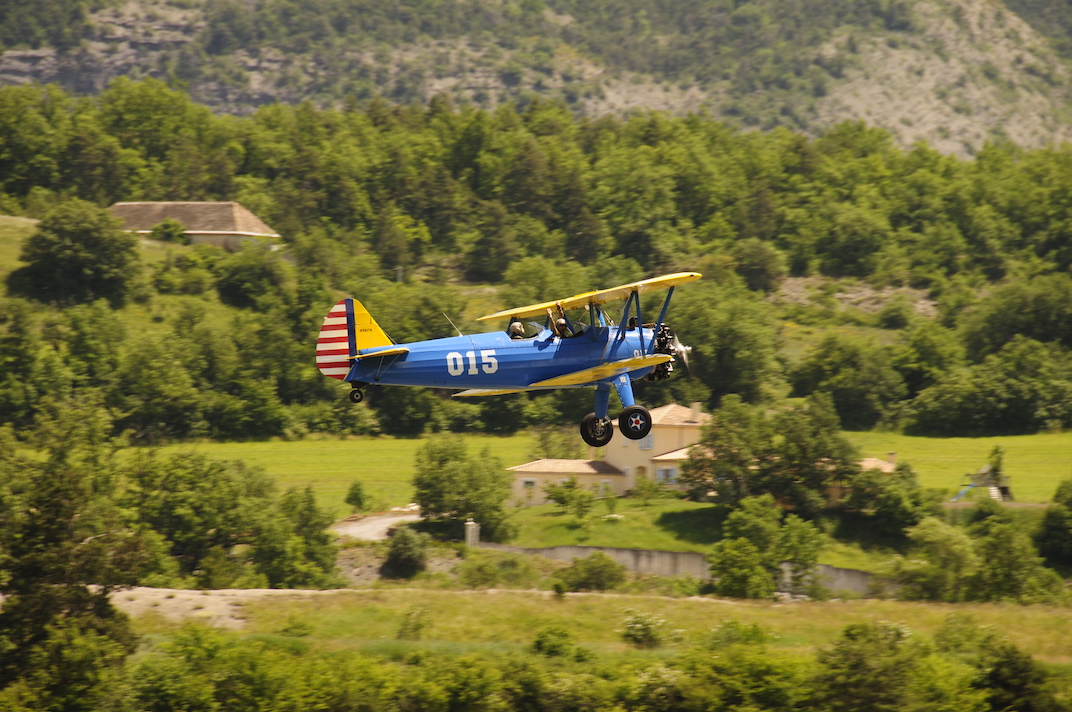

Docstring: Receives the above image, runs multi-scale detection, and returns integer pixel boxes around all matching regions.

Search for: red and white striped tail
[316,299,354,380]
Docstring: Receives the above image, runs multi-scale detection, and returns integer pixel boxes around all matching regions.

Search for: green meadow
[157,434,534,518]
[846,431,1072,503]
[145,429,1072,527]
[136,588,1072,666]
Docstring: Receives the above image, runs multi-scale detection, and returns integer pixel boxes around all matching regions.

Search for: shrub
[620,609,682,648]
[708,619,771,648]
[345,481,367,512]
[709,538,776,599]
[556,552,627,592]
[150,218,189,244]
[396,607,430,640]
[532,626,573,657]
[382,527,427,578]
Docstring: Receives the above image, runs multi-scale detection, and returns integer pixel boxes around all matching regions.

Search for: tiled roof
[651,445,698,461]
[108,202,280,237]
[508,459,624,475]
[650,402,710,426]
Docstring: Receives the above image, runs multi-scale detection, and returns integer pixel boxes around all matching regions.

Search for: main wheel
[348,389,364,404]
[618,405,652,440]
[580,412,614,447]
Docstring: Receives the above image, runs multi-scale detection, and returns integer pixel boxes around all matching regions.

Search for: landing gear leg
[613,376,652,440]
[579,383,614,447]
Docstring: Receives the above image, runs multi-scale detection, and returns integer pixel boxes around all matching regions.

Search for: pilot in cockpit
[508,316,526,339]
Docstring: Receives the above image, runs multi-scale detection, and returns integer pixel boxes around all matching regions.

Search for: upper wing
[476,272,702,322]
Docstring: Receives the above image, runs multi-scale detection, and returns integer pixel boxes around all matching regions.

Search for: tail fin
[316,298,393,380]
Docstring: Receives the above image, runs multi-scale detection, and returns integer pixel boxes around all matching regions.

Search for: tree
[10,199,139,306]
[730,237,787,292]
[149,217,189,244]
[682,394,858,515]
[680,395,763,506]
[556,552,626,591]
[346,480,368,512]
[720,494,825,595]
[709,538,776,599]
[412,437,516,541]
[966,522,1065,604]
[215,243,294,309]
[892,518,979,601]
[382,526,428,578]
[790,333,907,429]
[1035,477,1072,568]
[809,621,920,712]
[0,398,151,704]
[842,462,939,544]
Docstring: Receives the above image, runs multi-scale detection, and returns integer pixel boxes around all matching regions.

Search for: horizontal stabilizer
[351,346,409,360]
[529,354,672,388]
[477,272,702,322]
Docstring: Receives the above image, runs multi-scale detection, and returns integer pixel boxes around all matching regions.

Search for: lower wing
[452,354,671,397]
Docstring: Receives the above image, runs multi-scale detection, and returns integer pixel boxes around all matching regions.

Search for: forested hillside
[2,0,1072,154]
[3,79,1072,440]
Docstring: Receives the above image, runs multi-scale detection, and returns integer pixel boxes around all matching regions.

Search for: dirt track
[331,513,421,540]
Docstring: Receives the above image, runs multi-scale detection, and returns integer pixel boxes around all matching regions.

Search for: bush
[709,538,776,599]
[532,626,573,657]
[396,607,430,640]
[345,481,367,512]
[556,552,627,592]
[150,218,189,244]
[619,609,682,648]
[382,527,427,578]
[707,619,771,648]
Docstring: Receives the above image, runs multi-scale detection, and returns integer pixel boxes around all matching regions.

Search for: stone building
[509,402,709,505]
[108,201,280,251]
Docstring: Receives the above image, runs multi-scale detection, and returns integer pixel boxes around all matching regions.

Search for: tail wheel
[348,389,364,404]
[580,412,613,447]
[618,405,652,440]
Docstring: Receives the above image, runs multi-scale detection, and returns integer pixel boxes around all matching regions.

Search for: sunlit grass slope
[0,215,35,283]
[136,588,1072,665]
[846,431,1072,502]
[156,434,534,518]
[510,499,720,552]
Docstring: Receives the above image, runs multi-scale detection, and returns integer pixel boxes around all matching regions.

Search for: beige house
[108,201,281,251]
[509,402,710,505]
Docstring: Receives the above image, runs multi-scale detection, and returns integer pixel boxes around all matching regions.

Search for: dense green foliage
[0,399,341,705]
[4,79,1072,438]
[411,437,516,541]
[8,611,1068,712]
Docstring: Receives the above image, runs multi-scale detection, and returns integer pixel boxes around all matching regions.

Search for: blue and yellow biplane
[316,272,701,446]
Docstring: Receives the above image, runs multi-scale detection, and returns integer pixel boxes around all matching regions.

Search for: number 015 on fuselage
[315,272,700,447]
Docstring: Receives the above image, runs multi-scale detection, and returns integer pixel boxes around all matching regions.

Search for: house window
[656,467,678,484]
[639,434,654,450]
[522,479,537,489]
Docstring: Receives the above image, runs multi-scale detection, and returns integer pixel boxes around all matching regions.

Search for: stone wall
[476,541,882,596]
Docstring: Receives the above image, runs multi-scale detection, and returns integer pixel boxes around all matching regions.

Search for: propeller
[671,334,692,371]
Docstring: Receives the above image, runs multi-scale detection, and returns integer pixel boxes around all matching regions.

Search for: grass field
[510,498,721,552]
[0,215,34,283]
[846,431,1072,503]
[133,587,1072,666]
[157,434,534,518]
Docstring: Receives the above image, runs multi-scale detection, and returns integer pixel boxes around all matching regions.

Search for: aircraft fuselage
[344,325,656,390]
